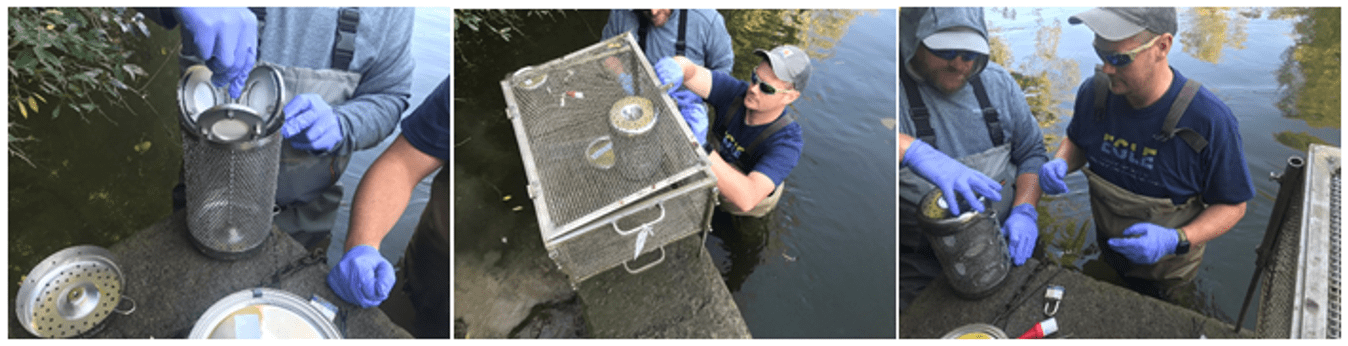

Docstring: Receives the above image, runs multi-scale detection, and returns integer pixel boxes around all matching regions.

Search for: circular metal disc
[585,136,615,169]
[190,288,341,339]
[609,96,656,136]
[179,65,224,123]
[16,245,122,338]
[238,65,284,123]
[942,323,1007,339]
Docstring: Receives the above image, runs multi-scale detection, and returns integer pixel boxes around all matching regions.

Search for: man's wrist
[1174,227,1190,255]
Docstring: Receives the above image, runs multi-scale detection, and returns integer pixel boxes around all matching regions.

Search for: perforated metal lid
[178,64,286,144]
[609,96,656,136]
[15,245,124,338]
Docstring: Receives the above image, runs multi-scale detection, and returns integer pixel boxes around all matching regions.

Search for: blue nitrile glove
[1107,223,1178,265]
[1001,203,1038,266]
[904,139,1002,215]
[174,8,257,99]
[654,57,683,90]
[674,93,708,146]
[327,245,396,308]
[1039,158,1070,195]
[282,94,343,153]
[618,73,635,95]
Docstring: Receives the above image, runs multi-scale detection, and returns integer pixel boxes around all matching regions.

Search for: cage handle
[611,202,666,237]
[622,246,666,274]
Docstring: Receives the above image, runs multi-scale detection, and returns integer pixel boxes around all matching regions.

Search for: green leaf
[51,104,61,119]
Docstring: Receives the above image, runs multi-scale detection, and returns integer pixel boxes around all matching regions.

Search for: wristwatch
[1174,227,1191,255]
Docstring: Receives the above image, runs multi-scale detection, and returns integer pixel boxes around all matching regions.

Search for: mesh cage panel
[504,34,704,236]
[1328,171,1340,339]
[1257,175,1303,338]
[549,174,713,283]
[182,131,280,259]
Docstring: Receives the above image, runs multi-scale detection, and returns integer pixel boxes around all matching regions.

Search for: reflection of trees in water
[1271,7,1341,135]
[1179,7,1249,64]
[987,9,1081,153]
[722,10,865,80]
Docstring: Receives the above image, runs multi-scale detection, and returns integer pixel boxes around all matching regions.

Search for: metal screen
[503,33,706,241]
[182,131,280,259]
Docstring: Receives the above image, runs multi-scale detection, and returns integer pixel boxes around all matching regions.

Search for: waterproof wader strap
[1155,79,1207,154]
[744,111,796,156]
[332,7,360,71]
[675,9,688,56]
[900,72,937,147]
[968,76,1005,147]
[247,8,359,71]
[1094,64,1105,121]
[636,10,650,52]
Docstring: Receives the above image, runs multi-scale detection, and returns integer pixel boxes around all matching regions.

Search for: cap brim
[922,31,990,55]
[1069,8,1146,41]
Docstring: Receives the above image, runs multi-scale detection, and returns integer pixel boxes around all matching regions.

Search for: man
[1039,7,1253,303]
[603,9,735,75]
[149,8,416,250]
[898,7,1047,311]
[327,74,449,337]
[654,44,808,217]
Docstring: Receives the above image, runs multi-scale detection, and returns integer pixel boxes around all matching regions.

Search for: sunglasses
[751,71,793,95]
[927,48,987,62]
[1095,35,1160,67]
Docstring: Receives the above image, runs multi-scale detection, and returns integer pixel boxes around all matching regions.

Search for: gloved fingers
[282,95,319,137]
[969,174,1002,202]
[955,180,988,214]
[939,186,963,216]
[1120,223,1150,237]
[374,259,396,294]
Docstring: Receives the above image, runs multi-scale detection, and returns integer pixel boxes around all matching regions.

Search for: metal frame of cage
[501,32,717,283]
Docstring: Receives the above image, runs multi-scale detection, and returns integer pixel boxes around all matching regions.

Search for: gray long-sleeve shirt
[602,9,734,75]
[147,7,415,156]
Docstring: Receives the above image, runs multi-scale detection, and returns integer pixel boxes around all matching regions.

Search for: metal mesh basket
[178,65,286,260]
[502,32,715,283]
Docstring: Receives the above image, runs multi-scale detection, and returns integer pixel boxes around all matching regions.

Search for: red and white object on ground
[1017,317,1059,339]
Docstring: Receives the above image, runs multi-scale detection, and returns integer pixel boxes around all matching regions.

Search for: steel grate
[1329,169,1340,339]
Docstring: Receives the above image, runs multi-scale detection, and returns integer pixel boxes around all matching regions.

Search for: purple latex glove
[1001,203,1038,266]
[670,90,707,146]
[1107,222,1178,265]
[904,139,1002,215]
[282,94,343,152]
[326,245,396,308]
[1039,158,1070,195]
[174,8,257,99]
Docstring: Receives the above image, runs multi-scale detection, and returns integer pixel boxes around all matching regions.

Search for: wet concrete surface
[8,210,411,338]
[901,258,1256,339]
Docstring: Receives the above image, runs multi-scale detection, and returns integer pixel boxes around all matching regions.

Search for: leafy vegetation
[8,7,153,167]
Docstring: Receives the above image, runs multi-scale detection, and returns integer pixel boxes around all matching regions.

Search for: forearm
[1181,202,1246,246]
[1013,172,1041,207]
[899,133,914,164]
[345,136,443,251]
[673,56,712,99]
[709,151,774,212]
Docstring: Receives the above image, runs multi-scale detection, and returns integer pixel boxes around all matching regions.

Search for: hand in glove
[326,245,396,308]
[1002,203,1038,266]
[670,89,708,146]
[654,57,684,90]
[1039,158,1070,195]
[903,139,1002,215]
[1107,223,1178,265]
[174,7,257,99]
[282,94,343,153]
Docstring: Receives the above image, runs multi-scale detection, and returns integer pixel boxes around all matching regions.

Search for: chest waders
[709,94,796,218]
[899,72,1016,302]
[402,168,450,337]
[254,8,364,245]
[1084,66,1208,297]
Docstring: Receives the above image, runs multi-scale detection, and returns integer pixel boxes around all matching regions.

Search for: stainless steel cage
[502,32,716,283]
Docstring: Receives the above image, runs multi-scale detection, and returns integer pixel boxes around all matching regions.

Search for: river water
[980,7,1340,330]
[455,10,895,337]
[7,7,451,335]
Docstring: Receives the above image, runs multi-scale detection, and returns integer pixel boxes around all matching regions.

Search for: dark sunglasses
[1095,35,1160,67]
[928,48,987,62]
[750,71,793,95]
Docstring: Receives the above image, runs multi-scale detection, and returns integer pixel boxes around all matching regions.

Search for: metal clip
[1044,285,1064,317]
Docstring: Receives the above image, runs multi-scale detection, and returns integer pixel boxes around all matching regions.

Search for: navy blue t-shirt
[402,75,450,162]
[706,70,804,185]
[1067,68,1253,206]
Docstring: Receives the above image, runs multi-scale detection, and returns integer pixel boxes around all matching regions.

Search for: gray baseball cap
[1069,7,1177,41]
[754,45,813,91]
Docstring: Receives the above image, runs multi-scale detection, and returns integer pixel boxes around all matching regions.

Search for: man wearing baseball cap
[898,7,1047,312]
[653,44,807,218]
[1039,7,1253,304]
